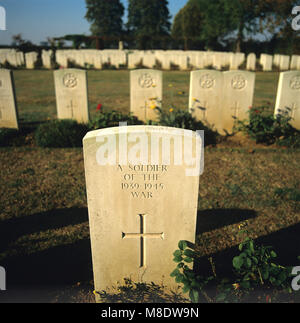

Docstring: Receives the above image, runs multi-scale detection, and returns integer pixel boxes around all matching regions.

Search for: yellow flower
[178,91,183,95]
[169,108,174,112]
[152,84,157,88]
[232,283,240,290]
[93,290,98,295]
[193,98,198,102]
[150,104,156,110]
[168,84,173,87]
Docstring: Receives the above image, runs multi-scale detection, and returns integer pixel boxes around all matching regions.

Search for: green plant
[153,107,218,146]
[170,240,214,303]
[234,106,300,147]
[88,110,143,130]
[171,237,296,303]
[35,119,89,148]
[232,236,292,290]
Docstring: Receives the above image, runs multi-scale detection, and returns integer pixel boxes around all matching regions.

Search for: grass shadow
[0,208,89,253]
[196,208,257,235]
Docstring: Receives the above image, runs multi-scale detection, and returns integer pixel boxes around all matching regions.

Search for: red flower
[266,295,271,303]
[96,103,102,111]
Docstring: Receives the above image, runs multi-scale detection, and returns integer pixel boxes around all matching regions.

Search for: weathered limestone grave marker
[221,71,255,135]
[189,70,223,132]
[274,71,300,130]
[54,69,89,123]
[130,69,162,122]
[83,125,203,302]
[0,69,19,129]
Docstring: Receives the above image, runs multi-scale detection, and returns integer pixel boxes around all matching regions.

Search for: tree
[85,0,124,41]
[127,0,171,49]
[172,0,299,52]
[172,0,234,50]
[172,2,205,50]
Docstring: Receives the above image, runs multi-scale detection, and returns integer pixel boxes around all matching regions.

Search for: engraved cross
[122,214,164,268]
[231,101,241,118]
[66,100,77,118]
[290,103,298,119]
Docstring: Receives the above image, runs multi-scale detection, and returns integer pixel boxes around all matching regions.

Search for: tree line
[58,0,300,54]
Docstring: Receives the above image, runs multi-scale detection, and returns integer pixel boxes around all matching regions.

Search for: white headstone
[130,69,162,122]
[42,50,52,69]
[221,71,255,135]
[0,69,19,129]
[246,53,256,71]
[25,52,38,69]
[83,125,203,302]
[274,71,300,130]
[54,69,89,123]
[290,55,300,70]
[279,55,290,71]
[260,54,273,71]
[189,70,223,132]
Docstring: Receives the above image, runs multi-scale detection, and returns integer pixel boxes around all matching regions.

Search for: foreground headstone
[221,71,255,135]
[189,70,223,132]
[0,69,19,129]
[130,69,162,122]
[83,125,203,302]
[274,71,300,130]
[54,69,89,123]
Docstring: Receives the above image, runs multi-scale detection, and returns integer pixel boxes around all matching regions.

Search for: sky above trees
[0,0,187,45]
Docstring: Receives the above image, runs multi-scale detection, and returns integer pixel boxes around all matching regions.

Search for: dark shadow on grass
[0,238,93,302]
[0,208,88,253]
[0,208,92,302]
[196,208,257,235]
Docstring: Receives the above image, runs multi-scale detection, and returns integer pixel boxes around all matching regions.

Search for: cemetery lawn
[0,70,299,303]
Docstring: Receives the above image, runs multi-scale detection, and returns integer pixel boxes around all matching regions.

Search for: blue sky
[0,0,188,45]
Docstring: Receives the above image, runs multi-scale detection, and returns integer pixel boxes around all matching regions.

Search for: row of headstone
[0,49,24,68]
[0,68,299,131]
[2,48,300,72]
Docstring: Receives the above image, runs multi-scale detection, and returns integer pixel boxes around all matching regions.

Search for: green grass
[1,70,299,303]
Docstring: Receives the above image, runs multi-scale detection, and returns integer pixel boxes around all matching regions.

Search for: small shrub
[154,107,218,146]
[171,237,296,303]
[89,110,143,130]
[35,119,89,148]
[234,106,300,147]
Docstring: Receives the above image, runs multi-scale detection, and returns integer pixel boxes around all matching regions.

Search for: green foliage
[171,237,295,303]
[85,0,124,38]
[171,241,214,303]
[153,107,218,146]
[89,110,143,130]
[35,120,89,148]
[127,0,171,49]
[234,106,300,147]
[232,236,292,289]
